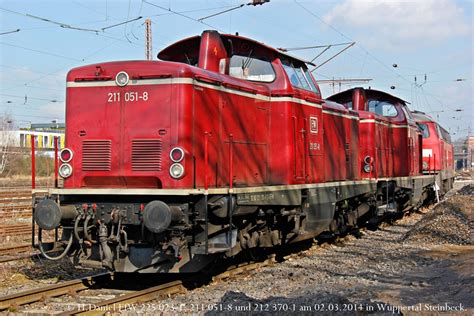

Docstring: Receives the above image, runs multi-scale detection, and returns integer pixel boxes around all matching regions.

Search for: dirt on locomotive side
[157,183,474,315]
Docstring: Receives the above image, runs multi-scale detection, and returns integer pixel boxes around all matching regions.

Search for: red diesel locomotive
[411,110,454,187]
[33,31,450,273]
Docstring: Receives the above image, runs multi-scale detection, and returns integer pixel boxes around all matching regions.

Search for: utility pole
[145,18,152,60]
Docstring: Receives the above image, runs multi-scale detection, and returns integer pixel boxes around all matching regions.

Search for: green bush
[2,150,55,177]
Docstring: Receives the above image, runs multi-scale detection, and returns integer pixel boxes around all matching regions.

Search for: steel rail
[66,258,276,315]
[0,244,31,256]
[0,273,112,311]
[65,280,186,316]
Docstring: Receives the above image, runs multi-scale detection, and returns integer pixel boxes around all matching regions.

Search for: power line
[294,0,413,86]
[0,29,20,35]
[278,42,354,52]
[101,16,142,31]
[1,37,124,92]
[150,5,251,18]
[198,4,246,21]
[0,93,63,103]
[198,0,269,21]
[25,13,100,32]
[311,42,355,70]
[142,0,223,32]
[0,64,65,78]
[0,41,83,61]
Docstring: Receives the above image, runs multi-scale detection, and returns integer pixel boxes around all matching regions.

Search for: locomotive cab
[411,110,454,190]
[328,88,422,178]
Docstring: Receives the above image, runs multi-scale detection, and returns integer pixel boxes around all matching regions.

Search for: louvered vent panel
[82,140,112,171]
[132,139,162,171]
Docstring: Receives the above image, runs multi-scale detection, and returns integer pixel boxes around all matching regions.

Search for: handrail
[31,135,36,190]
[204,132,209,190]
[54,136,58,188]
[229,134,233,190]
[195,75,222,86]
[222,82,257,94]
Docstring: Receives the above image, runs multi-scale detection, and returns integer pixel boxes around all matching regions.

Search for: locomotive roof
[411,110,435,122]
[328,87,409,105]
[158,32,316,66]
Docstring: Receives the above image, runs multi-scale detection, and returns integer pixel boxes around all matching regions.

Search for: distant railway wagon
[32,31,453,273]
[411,110,454,188]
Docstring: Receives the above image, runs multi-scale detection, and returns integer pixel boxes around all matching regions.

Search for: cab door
[293,113,306,181]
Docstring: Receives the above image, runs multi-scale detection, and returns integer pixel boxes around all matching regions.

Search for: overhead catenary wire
[142,0,224,32]
[278,42,354,52]
[25,13,100,32]
[0,29,20,35]
[0,41,84,62]
[311,42,355,71]
[0,93,62,103]
[102,16,142,31]
[198,4,246,21]
[293,0,413,86]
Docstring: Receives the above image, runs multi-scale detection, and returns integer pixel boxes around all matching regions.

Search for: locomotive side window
[437,124,451,143]
[228,55,275,82]
[281,58,319,93]
[417,123,430,138]
[368,100,398,117]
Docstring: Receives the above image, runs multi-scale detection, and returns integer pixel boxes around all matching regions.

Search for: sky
[0,0,472,139]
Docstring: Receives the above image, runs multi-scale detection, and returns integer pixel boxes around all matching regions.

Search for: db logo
[310,117,318,134]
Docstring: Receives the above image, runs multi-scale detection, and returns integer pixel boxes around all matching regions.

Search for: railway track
[0,224,34,238]
[0,196,448,314]
[0,256,277,314]
[0,243,31,256]
[0,244,36,263]
[0,273,113,311]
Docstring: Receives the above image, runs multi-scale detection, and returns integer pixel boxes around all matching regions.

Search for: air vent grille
[82,140,112,171]
[132,139,162,171]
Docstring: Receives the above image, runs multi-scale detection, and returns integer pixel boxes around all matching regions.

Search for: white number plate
[107,91,149,103]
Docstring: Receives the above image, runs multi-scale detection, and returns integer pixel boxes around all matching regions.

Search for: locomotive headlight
[59,148,73,163]
[170,147,184,162]
[59,163,73,178]
[169,163,184,179]
[422,161,429,170]
[363,164,371,173]
[115,71,129,87]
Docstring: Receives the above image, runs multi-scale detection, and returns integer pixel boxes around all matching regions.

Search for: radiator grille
[82,140,112,171]
[132,139,162,171]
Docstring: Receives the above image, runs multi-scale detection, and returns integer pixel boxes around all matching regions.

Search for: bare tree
[0,115,15,175]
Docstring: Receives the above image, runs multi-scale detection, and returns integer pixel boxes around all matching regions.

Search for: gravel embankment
[156,184,473,315]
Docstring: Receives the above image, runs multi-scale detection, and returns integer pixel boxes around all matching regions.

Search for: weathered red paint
[62,31,450,193]
[412,111,454,173]
[328,88,422,178]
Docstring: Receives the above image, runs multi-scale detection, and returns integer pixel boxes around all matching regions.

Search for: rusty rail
[0,273,112,311]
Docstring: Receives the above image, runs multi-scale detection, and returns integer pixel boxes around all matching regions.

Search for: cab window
[368,100,398,117]
[281,58,319,93]
[417,123,430,138]
[229,55,275,82]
